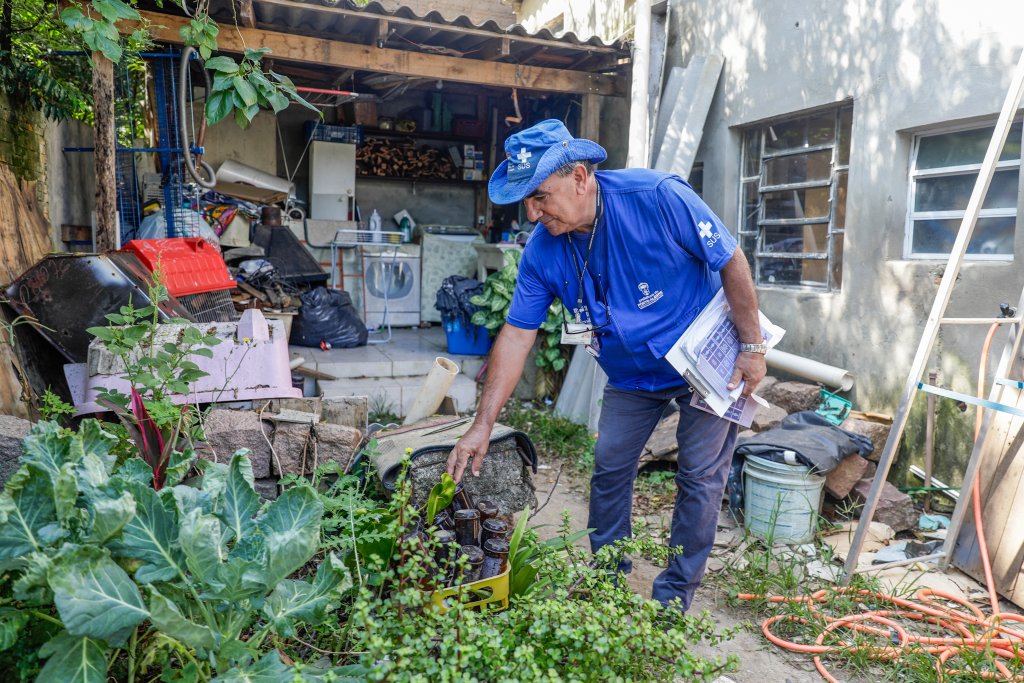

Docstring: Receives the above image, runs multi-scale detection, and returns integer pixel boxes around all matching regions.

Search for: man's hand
[447,422,492,483]
[727,351,767,397]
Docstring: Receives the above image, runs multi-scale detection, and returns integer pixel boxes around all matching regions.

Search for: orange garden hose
[739,323,1024,681]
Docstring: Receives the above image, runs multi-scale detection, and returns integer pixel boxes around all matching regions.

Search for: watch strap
[739,342,768,354]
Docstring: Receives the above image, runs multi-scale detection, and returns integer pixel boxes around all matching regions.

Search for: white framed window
[905,120,1021,260]
[737,104,852,291]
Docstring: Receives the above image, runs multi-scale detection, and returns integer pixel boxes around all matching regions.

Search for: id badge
[561,322,593,346]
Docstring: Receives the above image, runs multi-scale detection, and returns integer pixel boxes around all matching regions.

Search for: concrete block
[760,381,821,414]
[842,418,892,462]
[851,477,918,532]
[321,396,368,430]
[751,402,788,432]
[320,377,404,419]
[313,422,362,471]
[0,415,32,487]
[254,478,279,501]
[271,421,314,475]
[825,455,871,499]
[202,408,274,478]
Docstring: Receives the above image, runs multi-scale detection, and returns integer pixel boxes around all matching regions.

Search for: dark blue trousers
[588,384,737,611]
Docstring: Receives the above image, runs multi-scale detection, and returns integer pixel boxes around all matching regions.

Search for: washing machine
[361,244,421,327]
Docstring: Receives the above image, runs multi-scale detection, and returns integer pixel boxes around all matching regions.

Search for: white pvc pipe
[626,0,652,168]
[765,348,854,392]
[403,357,460,425]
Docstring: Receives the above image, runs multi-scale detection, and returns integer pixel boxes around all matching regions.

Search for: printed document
[664,288,785,426]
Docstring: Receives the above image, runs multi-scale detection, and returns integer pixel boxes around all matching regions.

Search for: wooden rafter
[130,10,624,96]
[236,0,257,29]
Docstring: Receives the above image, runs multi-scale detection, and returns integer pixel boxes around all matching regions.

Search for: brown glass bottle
[453,509,480,547]
[431,509,454,531]
[458,545,485,584]
[480,538,510,579]
[476,499,498,522]
[481,518,509,546]
[452,483,475,512]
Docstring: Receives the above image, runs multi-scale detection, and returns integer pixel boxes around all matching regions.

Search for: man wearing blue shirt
[447,119,766,612]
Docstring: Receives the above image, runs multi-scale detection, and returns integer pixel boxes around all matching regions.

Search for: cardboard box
[340,101,377,126]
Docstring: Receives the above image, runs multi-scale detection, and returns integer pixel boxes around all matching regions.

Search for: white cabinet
[309,141,356,220]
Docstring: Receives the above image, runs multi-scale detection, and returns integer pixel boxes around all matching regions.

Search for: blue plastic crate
[444,318,493,355]
[304,121,364,145]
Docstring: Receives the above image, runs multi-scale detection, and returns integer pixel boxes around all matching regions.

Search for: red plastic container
[123,238,236,296]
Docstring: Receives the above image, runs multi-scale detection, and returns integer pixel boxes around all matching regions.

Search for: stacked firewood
[355,138,459,180]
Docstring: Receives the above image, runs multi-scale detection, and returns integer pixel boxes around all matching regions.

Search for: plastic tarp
[728,411,875,512]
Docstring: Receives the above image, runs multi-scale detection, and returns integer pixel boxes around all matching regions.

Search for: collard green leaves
[48,546,148,645]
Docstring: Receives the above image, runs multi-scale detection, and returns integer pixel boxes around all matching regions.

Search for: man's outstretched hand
[727,351,767,398]
[447,422,492,483]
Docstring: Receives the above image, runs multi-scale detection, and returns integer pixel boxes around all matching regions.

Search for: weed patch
[501,401,595,474]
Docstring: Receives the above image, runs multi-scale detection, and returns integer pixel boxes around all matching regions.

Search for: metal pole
[924,370,937,514]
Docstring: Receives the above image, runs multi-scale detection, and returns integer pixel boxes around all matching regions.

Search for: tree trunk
[92,51,118,252]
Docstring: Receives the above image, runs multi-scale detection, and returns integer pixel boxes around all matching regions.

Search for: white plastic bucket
[743,455,825,544]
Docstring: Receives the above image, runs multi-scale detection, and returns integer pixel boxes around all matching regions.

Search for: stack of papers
[664,288,785,426]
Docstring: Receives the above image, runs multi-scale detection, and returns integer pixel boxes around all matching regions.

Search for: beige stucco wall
[669,0,1024,484]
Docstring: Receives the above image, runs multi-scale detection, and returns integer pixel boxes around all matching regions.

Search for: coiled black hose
[178,45,217,189]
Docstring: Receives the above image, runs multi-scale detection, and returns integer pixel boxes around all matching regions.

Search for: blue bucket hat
[488,119,607,205]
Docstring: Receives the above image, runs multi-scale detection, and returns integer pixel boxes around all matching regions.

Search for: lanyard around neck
[567,184,603,313]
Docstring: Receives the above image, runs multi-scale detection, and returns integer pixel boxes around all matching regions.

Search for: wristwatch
[739,341,768,354]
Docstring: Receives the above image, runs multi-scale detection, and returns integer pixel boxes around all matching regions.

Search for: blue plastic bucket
[444,318,493,355]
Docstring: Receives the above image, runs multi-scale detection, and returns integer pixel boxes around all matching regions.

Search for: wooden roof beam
[131,10,624,96]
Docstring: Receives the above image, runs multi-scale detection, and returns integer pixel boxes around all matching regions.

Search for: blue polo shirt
[507,168,737,392]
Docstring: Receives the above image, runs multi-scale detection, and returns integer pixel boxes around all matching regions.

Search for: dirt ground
[528,463,842,683]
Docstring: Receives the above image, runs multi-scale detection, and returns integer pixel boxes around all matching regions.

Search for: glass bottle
[481,518,509,546]
[432,509,454,531]
[453,509,480,547]
[476,499,498,522]
[452,483,475,512]
[432,529,458,565]
[459,545,485,584]
[480,538,510,579]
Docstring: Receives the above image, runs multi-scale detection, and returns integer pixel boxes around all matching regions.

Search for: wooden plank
[653,54,723,178]
[252,0,621,55]
[92,52,118,252]
[237,0,257,29]
[0,164,54,418]
[580,93,600,142]
[132,11,623,96]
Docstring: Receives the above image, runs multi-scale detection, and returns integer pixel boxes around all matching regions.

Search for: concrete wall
[44,118,96,238]
[668,0,1024,483]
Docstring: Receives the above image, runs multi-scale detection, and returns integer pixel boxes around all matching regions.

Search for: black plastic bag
[727,411,875,514]
[290,287,368,348]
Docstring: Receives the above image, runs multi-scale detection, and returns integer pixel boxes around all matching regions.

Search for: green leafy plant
[424,472,455,526]
[470,250,570,398]
[59,0,149,64]
[38,390,75,423]
[86,276,221,409]
[203,48,317,128]
[324,512,738,681]
[0,421,362,682]
[503,401,596,474]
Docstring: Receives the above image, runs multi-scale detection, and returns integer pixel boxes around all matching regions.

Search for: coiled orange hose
[739,323,1021,681]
